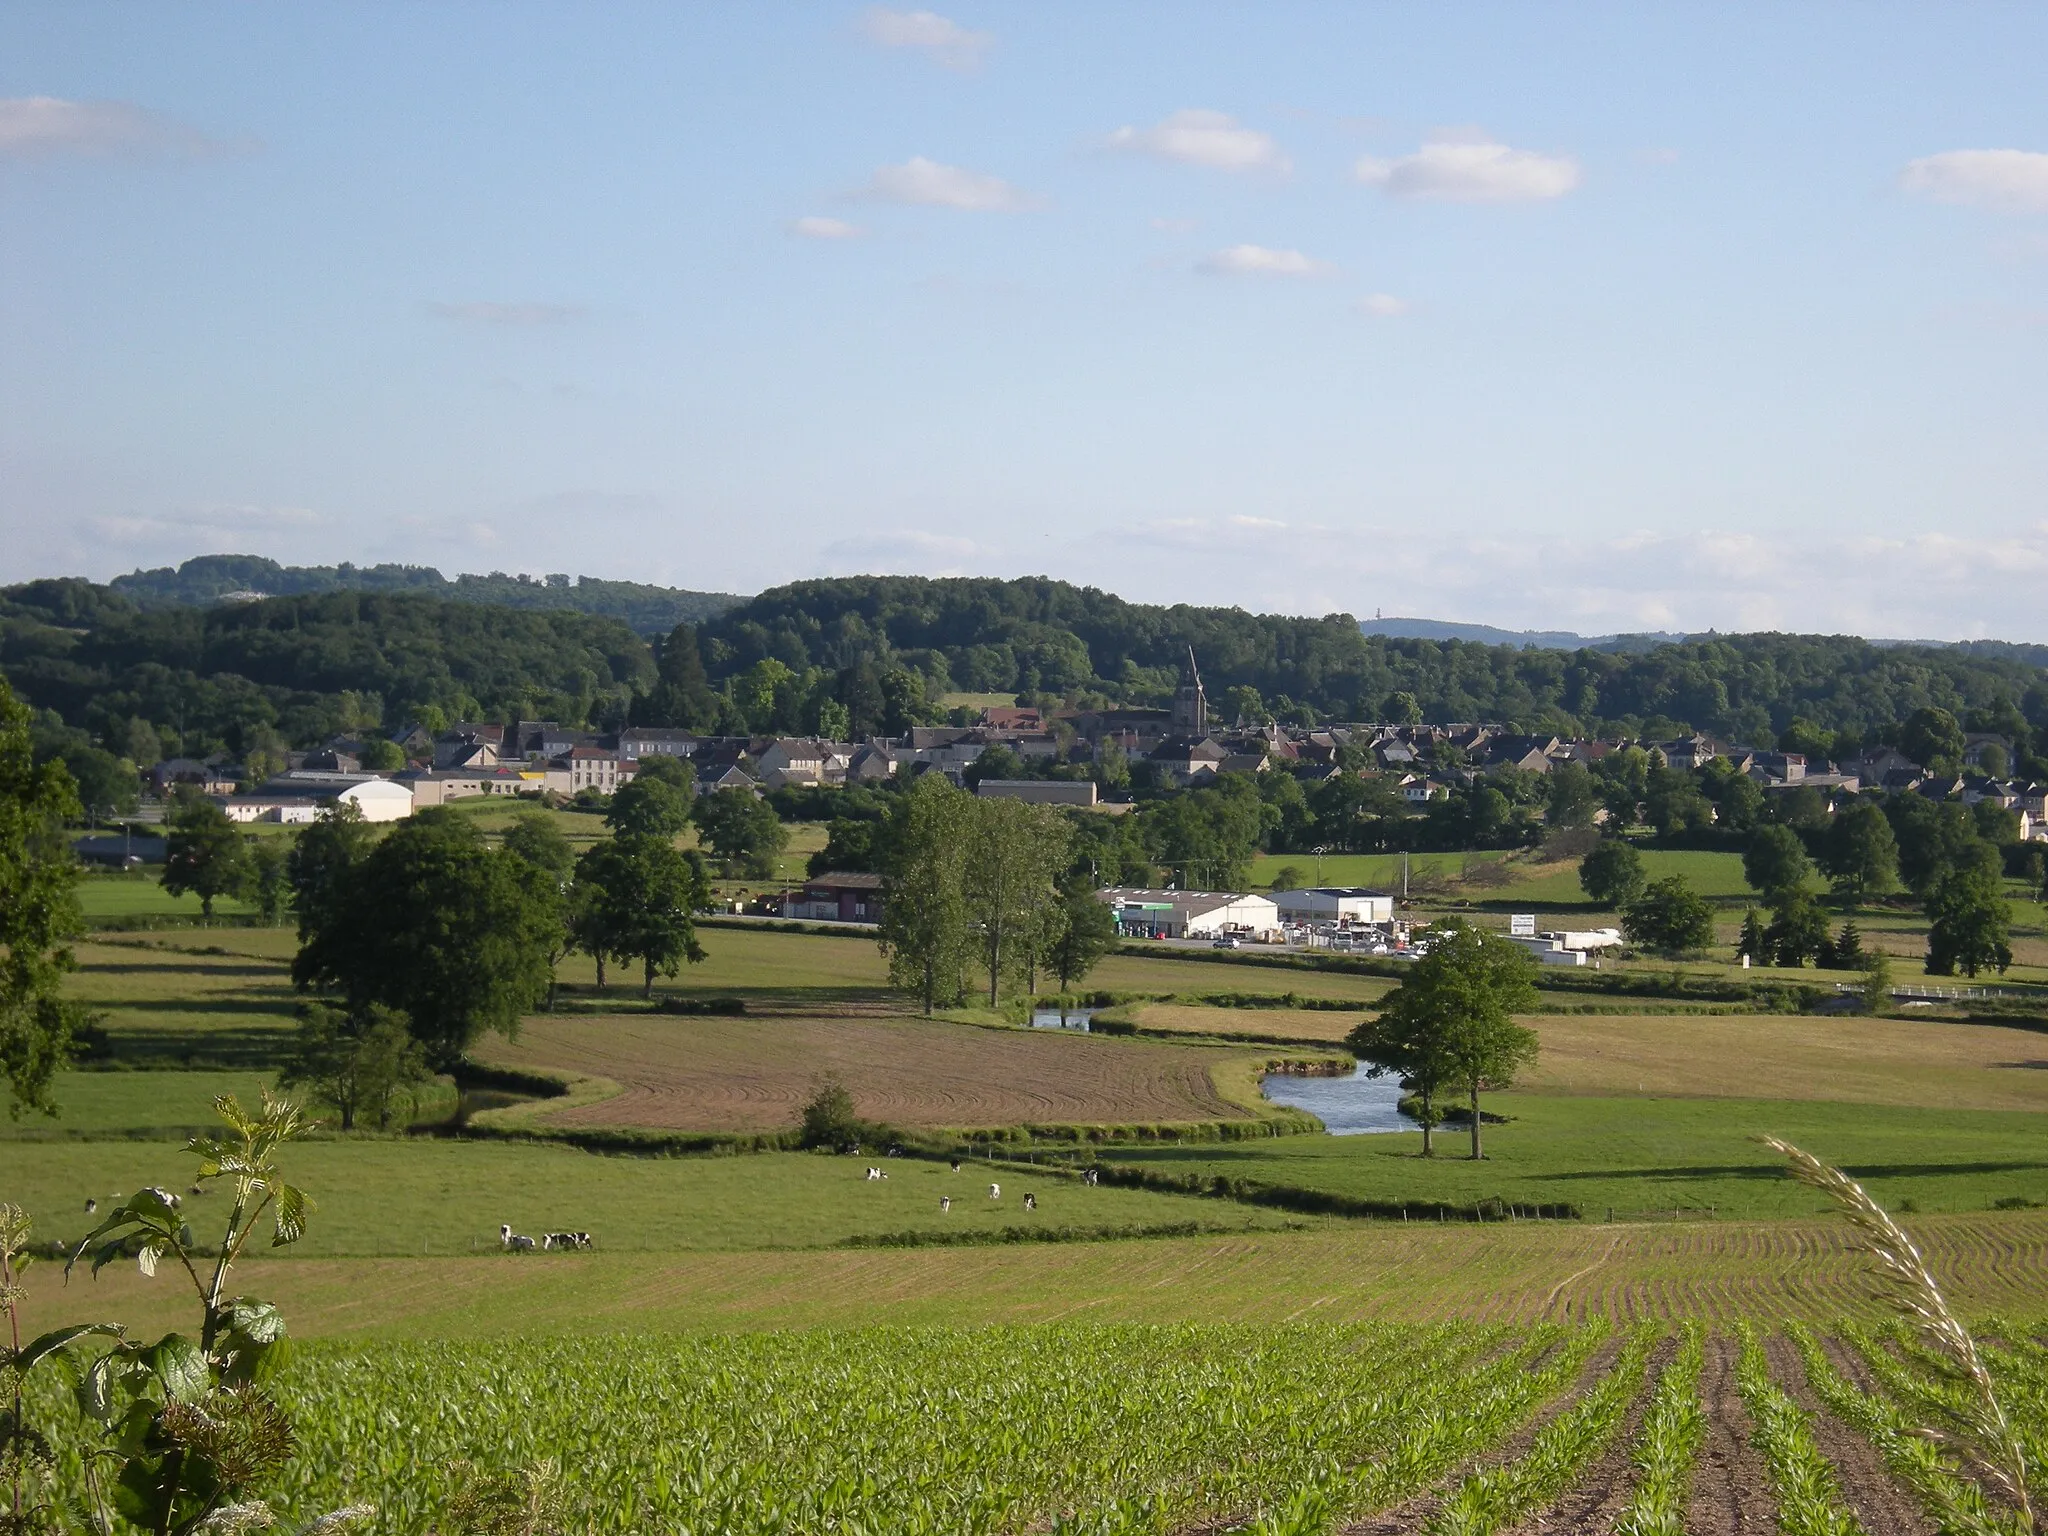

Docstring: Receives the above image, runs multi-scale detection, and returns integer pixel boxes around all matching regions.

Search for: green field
[1099,1093,2048,1220]
[74,875,260,921]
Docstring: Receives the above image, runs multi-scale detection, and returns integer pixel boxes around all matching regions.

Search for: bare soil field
[476,1012,1294,1132]
[1519,1011,2048,1111]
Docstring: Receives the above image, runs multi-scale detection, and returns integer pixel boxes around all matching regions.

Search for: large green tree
[284,801,375,944]
[1621,876,1715,954]
[1900,707,1966,774]
[1925,864,2013,978]
[161,790,254,917]
[291,809,557,1067]
[277,1001,431,1131]
[573,835,711,996]
[878,775,975,1014]
[1578,838,1646,908]
[1349,922,1539,1160]
[1742,824,1813,903]
[1045,884,1119,996]
[1817,800,1899,902]
[961,796,1073,1005]
[606,770,693,841]
[692,787,788,879]
[0,677,85,1115]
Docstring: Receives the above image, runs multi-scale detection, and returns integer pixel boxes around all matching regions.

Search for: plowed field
[475,1012,1302,1132]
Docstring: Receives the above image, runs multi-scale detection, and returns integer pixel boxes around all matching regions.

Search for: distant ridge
[1358,616,1689,653]
[107,554,744,636]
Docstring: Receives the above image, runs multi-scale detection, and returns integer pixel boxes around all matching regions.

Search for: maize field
[24,1318,2048,1533]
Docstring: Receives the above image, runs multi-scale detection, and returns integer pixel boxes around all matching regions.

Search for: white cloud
[1355,293,1409,317]
[1355,138,1580,202]
[430,301,587,326]
[1104,110,1290,175]
[1198,244,1334,278]
[859,156,1043,211]
[0,96,234,159]
[791,215,864,240]
[1901,149,2048,214]
[87,504,325,547]
[858,8,991,70]
[819,529,988,577]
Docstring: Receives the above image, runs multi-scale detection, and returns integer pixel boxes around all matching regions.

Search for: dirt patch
[1339,1334,1625,1536]
[1764,1335,1937,1536]
[477,1012,1268,1132]
[1686,1333,1779,1536]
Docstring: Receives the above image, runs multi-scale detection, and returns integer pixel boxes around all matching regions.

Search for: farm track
[1494,1336,1674,1536]
[1763,1334,1938,1536]
[1685,1335,1779,1536]
[1339,1334,1627,1536]
[479,1010,1271,1132]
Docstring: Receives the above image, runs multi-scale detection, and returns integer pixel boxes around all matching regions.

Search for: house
[219,773,413,824]
[980,705,1044,732]
[1097,887,1282,941]
[698,763,761,795]
[844,742,901,784]
[1483,736,1560,775]
[754,738,856,789]
[1847,747,1918,784]
[510,721,587,761]
[976,779,1098,807]
[557,747,636,795]
[401,765,568,805]
[616,728,703,759]
[1269,887,1394,925]
[1146,736,1229,784]
[151,758,237,796]
[782,871,885,924]
[1747,752,1807,786]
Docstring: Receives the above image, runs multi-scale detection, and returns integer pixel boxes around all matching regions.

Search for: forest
[5,570,2048,771]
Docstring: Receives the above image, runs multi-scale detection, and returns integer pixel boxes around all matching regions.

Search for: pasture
[472,1011,1322,1133]
[1096,1093,2048,1220]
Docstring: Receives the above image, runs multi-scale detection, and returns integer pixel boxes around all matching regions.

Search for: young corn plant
[1612,1322,1707,1536]
[1423,1323,1659,1536]
[1759,1136,2035,1533]
[1733,1323,1866,1536]
[1788,1325,2019,1536]
[2,1094,375,1536]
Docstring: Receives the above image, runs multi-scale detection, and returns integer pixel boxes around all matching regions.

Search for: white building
[1269,887,1394,925]
[1097,887,1282,940]
[219,774,413,824]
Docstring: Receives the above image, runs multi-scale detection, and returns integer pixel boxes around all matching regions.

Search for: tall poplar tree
[962,797,1072,1005]
[878,775,974,1014]
[0,677,85,1116]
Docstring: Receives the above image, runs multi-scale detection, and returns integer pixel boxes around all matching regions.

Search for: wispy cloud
[1901,149,2048,214]
[819,529,989,577]
[88,503,325,547]
[1104,109,1290,175]
[429,301,588,326]
[0,96,238,160]
[858,156,1043,211]
[1355,293,1409,317]
[858,8,991,71]
[1198,244,1334,278]
[790,215,864,240]
[1355,137,1580,202]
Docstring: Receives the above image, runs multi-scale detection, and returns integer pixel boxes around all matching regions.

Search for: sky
[3,3,2047,640]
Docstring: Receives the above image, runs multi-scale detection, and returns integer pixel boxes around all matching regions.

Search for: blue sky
[3,3,2046,637]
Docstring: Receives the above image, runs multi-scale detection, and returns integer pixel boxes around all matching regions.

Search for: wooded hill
[4,569,2047,761]
[107,554,742,635]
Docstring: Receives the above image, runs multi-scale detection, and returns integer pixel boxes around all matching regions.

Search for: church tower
[1172,646,1208,735]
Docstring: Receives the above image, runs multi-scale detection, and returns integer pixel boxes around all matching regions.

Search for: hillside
[5,569,2048,761]
[107,554,743,635]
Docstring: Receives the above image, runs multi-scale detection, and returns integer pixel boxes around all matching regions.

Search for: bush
[798,1076,862,1148]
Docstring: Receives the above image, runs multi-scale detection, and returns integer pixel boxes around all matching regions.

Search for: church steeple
[1172,645,1207,734]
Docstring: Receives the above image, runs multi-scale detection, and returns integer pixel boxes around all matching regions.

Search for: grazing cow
[865,1166,882,1180]
[84,1198,97,1215]
[499,1224,536,1253]
[572,1231,593,1250]
[1023,1193,1036,1211]
[949,1160,962,1173]
[886,1144,903,1158]
[142,1185,182,1210]
[1083,1168,1100,1187]
[988,1183,1001,1200]
[939,1197,951,1212]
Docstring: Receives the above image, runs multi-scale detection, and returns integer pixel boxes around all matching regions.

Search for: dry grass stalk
[1758,1135,2035,1532]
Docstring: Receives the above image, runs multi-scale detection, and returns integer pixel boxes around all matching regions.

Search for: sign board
[1509,913,1537,938]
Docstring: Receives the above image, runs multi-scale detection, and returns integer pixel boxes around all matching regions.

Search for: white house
[1097,887,1281,940]
[1269,887,1394,925]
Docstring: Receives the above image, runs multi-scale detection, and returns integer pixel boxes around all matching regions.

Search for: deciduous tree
[962,796,1072,1005]
[692,787,787,879]
[161,790,254,918]
[1578,838,1645,908]
[573,835,711,996]
[1743,824,1813,903]
[1622,876,1715,954]
[878,776,975,1014]
[1818,800,1898,902]
[277,1002,430,1131]
[1925,864,2013,978]
[0,677,85,1116]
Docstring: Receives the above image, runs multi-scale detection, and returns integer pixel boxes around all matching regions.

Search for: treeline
[107,553,742,634]
[695,576,2048,742]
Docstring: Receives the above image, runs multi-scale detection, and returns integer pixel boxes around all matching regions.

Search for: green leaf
[144,1332,210,1402]
[271,1182,311,1247]
[218,1296,287,1344]
[11,1321,123,1375]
